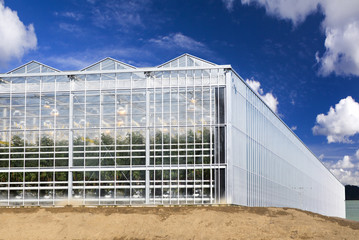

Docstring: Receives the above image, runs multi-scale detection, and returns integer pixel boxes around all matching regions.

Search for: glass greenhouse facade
[0,54,344,217]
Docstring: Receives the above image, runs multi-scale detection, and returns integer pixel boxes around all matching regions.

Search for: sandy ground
[0,205,358,240]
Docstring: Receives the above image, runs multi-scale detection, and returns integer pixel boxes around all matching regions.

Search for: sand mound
[0,205,358,239]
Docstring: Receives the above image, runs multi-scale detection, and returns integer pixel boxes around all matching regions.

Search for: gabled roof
[157,53,217,68]
[3,54,219,76]
[81,57,136,71]
[7,61,60,74]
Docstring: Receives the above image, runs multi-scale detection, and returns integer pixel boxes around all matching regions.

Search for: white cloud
[227,0,359,76]
[149,33,208,52]
[356,149,359,160]
[333,155,354,169]
[330,168,359,186]
[222,0,235,10]
[55,11,83,21]
[58,23,83,33]
[291,126,297,131]
[325,155,359,185]
[46,47,152,70]
[90,0,148,29]
[246,79,279,113]
[0,2,37,66]
[312,96,359,143]
[320,20,359,76]
[47,56,92,70]
[318,154,325,160]
[239,0,320,25]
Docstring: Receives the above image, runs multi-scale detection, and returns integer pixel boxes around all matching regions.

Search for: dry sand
[0,205,358,240]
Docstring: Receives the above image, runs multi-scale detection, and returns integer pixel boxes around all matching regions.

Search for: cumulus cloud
[333,155,355,169]
[325,155,359,185]
[224,0,359,76]
[312,96,359,143]
[0,1,37,66]
[149,33,208,52]
[330,168,359,186]
[356,149,359,160]
[320,21,359,76]
[239,0,320,25]
[246,79,279,113]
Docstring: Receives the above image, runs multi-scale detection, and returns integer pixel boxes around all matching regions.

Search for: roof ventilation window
[7,61,60,74]
[81,57,136,71]
[157,54,217,68]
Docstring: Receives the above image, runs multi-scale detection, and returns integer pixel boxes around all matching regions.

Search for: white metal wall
[227,70,345,218]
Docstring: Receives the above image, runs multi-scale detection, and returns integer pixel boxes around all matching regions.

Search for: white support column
[225,69,233,204]
[145,88,150,204]
[68,83,74,202]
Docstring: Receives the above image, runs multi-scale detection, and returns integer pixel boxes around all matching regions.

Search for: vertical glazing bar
[23,79,27,206]
[209,72,213,204]
[99,74,102,206]
[201,70,204,204]
[169,72,172,205]
[145,89,150,204]
[213,87,218,203]
[161,74,164,204]
[8,80,12,206]
[167,72,173,204]
[225,69,231,204]
[129,73,133,205]
[114,73,118,203]
[53,77,57,205]
[38,78,41,206]
[185,71,188,204]
[216,77,220,203]
[153,77,156,204]
[193,73,196,204]
[83,75,87,204]
[68,84,74,202]
[177,73,180,203]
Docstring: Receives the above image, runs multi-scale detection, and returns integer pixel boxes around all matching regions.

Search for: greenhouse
[0,54,345,218]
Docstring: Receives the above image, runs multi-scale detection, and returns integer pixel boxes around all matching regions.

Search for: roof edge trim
[6,60,61,74]
[156,53,217,68]
[80,57,136,71]
[0,65,232,78]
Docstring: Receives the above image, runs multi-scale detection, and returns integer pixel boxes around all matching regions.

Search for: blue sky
[1,0,359,185]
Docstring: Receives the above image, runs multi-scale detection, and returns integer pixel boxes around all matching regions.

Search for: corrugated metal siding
[227,70,345,218]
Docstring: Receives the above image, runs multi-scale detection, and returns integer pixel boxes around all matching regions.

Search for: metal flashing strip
[0,65,232,78]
